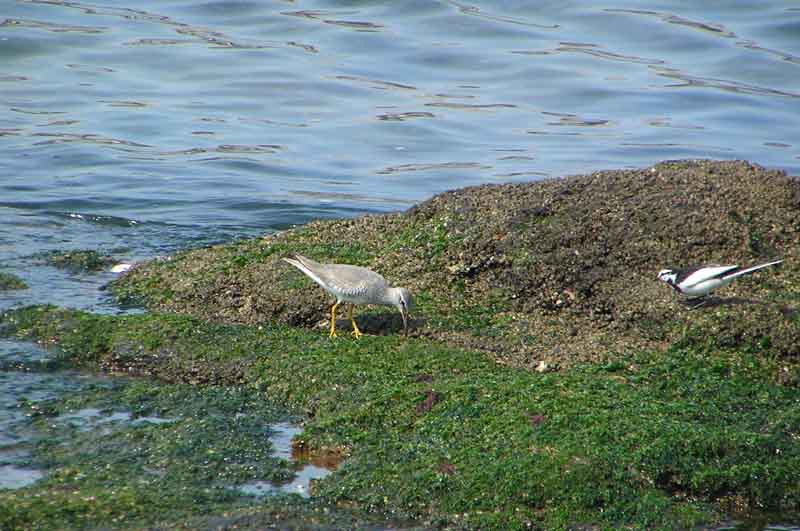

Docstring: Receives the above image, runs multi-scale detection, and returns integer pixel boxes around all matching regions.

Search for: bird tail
[282,255,312,274]
[723,259,783,280]
[282,254,327,288]
[291,254,319,269]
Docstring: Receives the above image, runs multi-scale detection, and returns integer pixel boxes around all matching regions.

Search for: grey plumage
[282,254,413,337]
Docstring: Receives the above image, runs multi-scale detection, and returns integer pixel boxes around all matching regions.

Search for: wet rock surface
[113,160,800,369]
[42,250,117,273]
[0,272,27,291]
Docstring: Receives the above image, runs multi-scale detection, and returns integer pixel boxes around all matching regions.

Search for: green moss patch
[3,306,799,529]
[0,271,27,291]
[112,160,800,368]
[0,377,402,530]
[43,249,116,272]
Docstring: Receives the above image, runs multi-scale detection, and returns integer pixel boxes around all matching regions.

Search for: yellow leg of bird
[329,302,339,338]
[349,304,363,339]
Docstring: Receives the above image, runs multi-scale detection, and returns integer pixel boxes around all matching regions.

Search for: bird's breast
[680,278,726,296]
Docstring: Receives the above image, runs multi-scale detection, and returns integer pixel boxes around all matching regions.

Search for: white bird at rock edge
[657,259,783,307]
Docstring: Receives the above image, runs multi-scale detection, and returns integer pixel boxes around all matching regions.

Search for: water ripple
[377,111,435,121]
[31,133,152,148]
[542,112,610,127]
[289,190,416,206]
[11,108,66,115]
[334,75,417,91]
[446,1,558,29]
[604,9,736,38]
[26,1,172,23]
[607,8,800,68]
[55,212,141,227]
[23,0,311,52]
[647,118,704,130]
[123,38,193,46]
[1,18,108,34]
[377,162,490,175]
[619,142,734,152]
[544,43,664,66]
[173,25,276,49]
[323,19,384,32]
[281,10,357,20]
[281,10,384,32]
[738,40,800,66]
[424,102,516,111]
[158,144,283,156]
[652,66,800,99]
[96,100,148,108]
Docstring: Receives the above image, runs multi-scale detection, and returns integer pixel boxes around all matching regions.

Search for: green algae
[43,249,116,272]
[2,305,799,529]
[4,160,800,529]
[0,271,27,291]
[111,160,800,369]
[0,377,401,530]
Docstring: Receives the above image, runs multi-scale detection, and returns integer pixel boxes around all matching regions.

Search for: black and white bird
[657,259,783,305]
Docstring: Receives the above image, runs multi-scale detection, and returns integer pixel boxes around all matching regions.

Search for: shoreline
[2,159,799,529]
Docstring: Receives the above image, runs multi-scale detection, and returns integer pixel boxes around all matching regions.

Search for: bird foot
[351,329,363,339]
[686,298,709,310]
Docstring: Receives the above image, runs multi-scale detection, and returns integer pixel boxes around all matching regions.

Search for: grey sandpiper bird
[282,254,413,338]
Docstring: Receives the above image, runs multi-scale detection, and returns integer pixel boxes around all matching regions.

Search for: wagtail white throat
[657,259,783,306]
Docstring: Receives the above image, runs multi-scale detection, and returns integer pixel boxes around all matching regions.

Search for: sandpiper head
[391,287,413,336]
[657,269,677,285]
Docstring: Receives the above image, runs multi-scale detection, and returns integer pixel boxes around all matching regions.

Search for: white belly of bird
[682,277,730,297]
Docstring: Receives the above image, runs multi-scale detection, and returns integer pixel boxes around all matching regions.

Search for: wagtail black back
[657,259,783,301]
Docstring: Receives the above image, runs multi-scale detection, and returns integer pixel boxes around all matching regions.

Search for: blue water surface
[1,2,798,305]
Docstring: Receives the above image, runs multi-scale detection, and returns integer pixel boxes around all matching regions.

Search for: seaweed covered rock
[0,271,27,291]
[44,249,116,272]
[113,160,800,368]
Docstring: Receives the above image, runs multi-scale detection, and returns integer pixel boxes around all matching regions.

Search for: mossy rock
[2,305,800,529]
[112,160,800,368]
[44,250,116,272]
[0,271,27,290]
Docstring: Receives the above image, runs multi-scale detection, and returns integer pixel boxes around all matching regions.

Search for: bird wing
[323,263,386,297]
[284,255,384,298]
[680,265,740,288]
